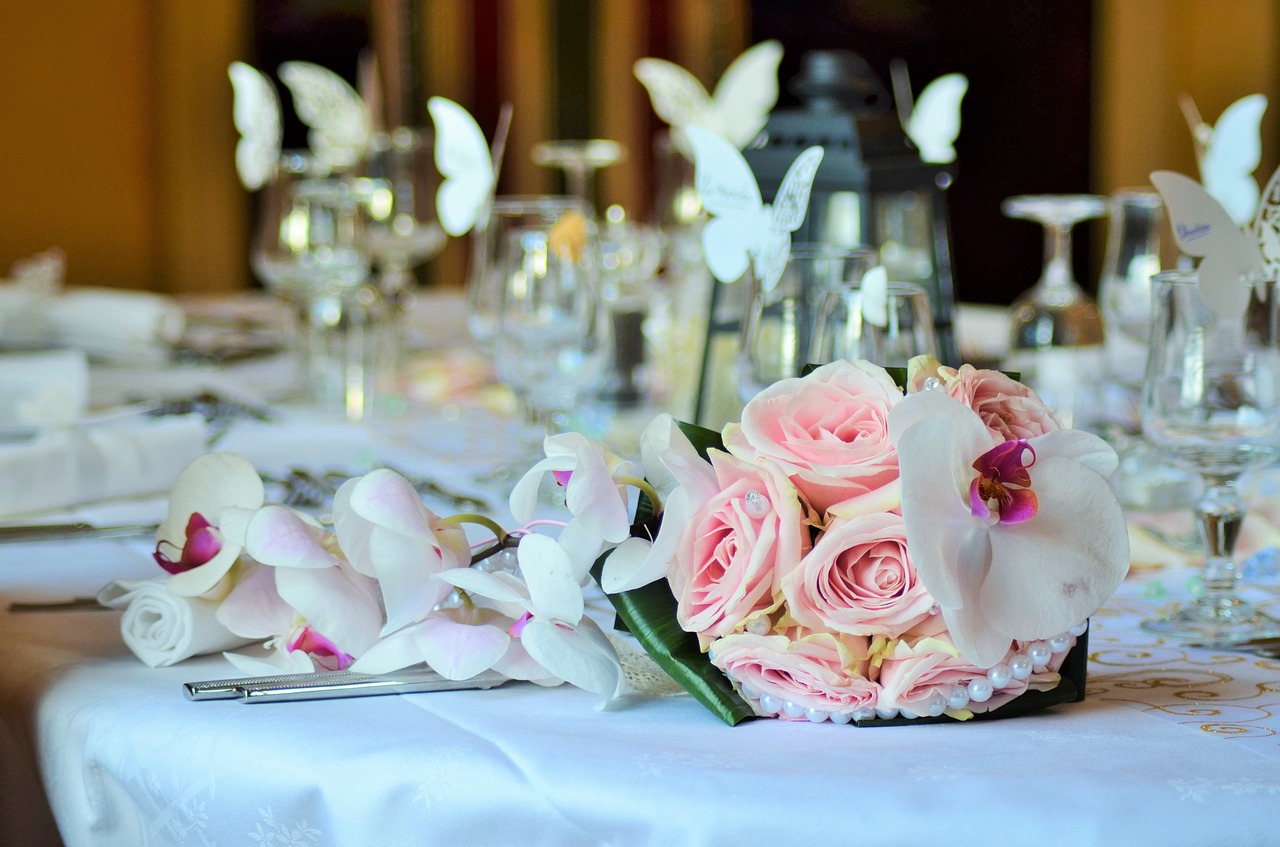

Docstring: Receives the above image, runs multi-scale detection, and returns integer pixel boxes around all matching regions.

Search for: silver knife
[238,668,508,703]
[0,522,157,543]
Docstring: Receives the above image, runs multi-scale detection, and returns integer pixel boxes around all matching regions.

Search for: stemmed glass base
[1140,477,1280,646]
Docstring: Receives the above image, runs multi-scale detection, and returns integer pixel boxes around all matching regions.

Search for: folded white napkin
[0,250,186,361]
[98,578,253,667]
[0,414,208,518]
[0,349,89,428]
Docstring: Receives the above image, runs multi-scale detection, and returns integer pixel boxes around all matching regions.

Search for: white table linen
[3,292,1280,846]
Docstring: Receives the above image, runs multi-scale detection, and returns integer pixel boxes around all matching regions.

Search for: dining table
[2,290,1280,847]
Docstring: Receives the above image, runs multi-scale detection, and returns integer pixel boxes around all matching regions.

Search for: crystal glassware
[1002,194,1108,428]
[810,280,938,368]
[735,245,877,406]
[1140,269,1280,644]
[251,152,390,420]
[530,139,624,213]
[465,195,592,348]
[493,223,608,441]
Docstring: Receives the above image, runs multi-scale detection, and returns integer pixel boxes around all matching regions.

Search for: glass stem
[1039,222,1075,297]
[1195,475,1245,608]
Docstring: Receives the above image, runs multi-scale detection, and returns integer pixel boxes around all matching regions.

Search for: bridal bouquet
[109,356,1130,726]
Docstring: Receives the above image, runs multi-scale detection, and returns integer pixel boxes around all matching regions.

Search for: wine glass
[465,195,593,348]
[356,127,447,301]
[492,224,608,443]
[1140,269,1280,645]
[531,139,625,213]
[735,245,877,405]
[810,281,938,368]
[251,152,389,419]
[1002,194,1108,428]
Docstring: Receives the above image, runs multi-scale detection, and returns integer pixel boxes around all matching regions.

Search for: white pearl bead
[740,684,759,700]
[804,707,829,723]
[928,693,947,717]
[968,678,994,703]
[1048,634,1072,654]
[829,711,853,725]
[1027,641,1052,667]
[852,707,876,722]
[947,684,970,709]
[1068,621,1089,637]
[745,615,770,635]
[986,663,1012,689]
[876,706,899,720]
[759,694,782,714]
[1009,654,1034,680]
[899,708,918,720]
[781,700,806,719]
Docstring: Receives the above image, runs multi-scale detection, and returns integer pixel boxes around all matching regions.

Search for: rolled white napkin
[98,578,253,667]
[0,414,209,518]
[0,349,89,428]
[45,287,186,361]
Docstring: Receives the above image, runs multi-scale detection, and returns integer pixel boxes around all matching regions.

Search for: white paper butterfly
[902,73,968,165]
[227,62,282,191]
[684,126,823,293]
[1181,93,1268,226]
[634,40,783,150]
[427,97,510,238]
[1150,169,1275,321]
[278,61,371,172]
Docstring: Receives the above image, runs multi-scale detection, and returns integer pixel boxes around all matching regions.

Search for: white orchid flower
[509,432,637,578]
[438,533,624,702]
[889,390,1129,668]
[156,453,265,597]
[600,414,719,593]
[332,469,472,635]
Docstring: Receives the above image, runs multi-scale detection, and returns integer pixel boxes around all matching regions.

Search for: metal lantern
[744,49,961,366]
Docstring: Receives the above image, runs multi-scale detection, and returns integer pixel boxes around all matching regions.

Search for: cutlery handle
[0,522,157,543]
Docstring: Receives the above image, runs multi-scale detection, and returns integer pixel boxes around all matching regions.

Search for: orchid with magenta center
[154,513,223,574]
[968,440,1038,525]
[889,389,1128,668]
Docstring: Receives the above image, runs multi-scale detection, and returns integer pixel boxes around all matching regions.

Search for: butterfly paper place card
[684,126,823,293]
[427,97,512,238]
[1180,93,1268,226]
[1151,167,1280,321]
[278,62,372,172]
[228,62,283,191]
[635,40,783,151]
[890,64,969,165]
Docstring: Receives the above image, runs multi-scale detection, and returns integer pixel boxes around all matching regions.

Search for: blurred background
[0,0,1277,306]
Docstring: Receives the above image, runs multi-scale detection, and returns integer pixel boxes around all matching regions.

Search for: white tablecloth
[3,294,1280,846]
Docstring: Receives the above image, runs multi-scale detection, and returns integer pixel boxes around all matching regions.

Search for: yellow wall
[0,1,246,293]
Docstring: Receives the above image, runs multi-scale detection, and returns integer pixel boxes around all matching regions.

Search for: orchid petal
[157,453,265,550]
[981,455,1130,639]
[492,640,561,685]
[438,567,531,605]
[519,534,583,624]
[1030,428,1120,478]
[366,529,454,634]
[415,617,510,680]
[600,536,658,594]
[349,627,425,674]
[276,565,383,656]
[508,455,570,523]
[331,479,375,576]
[556,518,606,583]
[244,506,338,569]
[521,618,624,701]
[224,647,313,676]
[215,565,293,638]
[348,469,433,537]
[564,447,632,543]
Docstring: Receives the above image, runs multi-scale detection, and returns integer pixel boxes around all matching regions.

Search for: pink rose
[669,451,808,648]
[781,512,934,638]
[723,359,902,514]
[907,356,1061,441]
[709,632,878,718]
